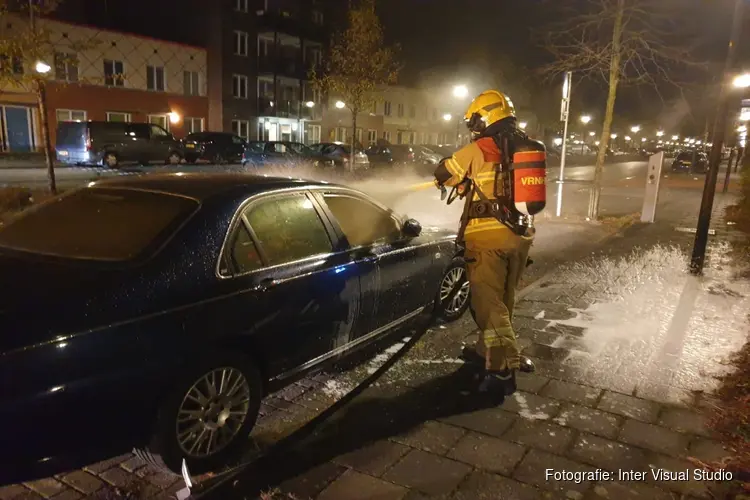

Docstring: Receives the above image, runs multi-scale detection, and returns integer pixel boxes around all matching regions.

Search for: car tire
[135,351,263,476]
[102,152,119,169]
[166,151,182,165]
[434,257,471,322]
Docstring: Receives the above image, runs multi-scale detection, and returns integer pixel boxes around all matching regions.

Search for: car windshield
[0,188,199,261]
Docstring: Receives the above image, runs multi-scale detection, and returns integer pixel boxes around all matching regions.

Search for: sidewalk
[204,194,748,499]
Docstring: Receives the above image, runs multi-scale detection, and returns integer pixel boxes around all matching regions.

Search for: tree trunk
[36,80,57,195]
[588,0,624,220]
[350,110,358,173]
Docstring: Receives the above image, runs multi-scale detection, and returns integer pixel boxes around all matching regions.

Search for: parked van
[56,121,183,169]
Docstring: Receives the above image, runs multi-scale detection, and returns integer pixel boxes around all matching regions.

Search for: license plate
[186,144,195,149]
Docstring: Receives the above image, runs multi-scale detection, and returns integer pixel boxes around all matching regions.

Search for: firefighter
[434,89,543,399]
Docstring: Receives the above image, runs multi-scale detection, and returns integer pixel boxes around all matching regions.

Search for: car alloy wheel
[104,153,118,168]
[440,266,470,316]
[176,367,251,458]
[168,152,181,165]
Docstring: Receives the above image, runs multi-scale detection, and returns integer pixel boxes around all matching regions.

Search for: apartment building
[320,86,458,148]
[0,17,208,152]
[207,0,334,145]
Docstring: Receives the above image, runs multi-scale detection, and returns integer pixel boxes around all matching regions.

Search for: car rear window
[677,152,694,160]
[0,188,199,261]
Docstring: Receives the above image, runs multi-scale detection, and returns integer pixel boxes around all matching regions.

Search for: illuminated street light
[35,61,51,74]
[733,73,750,88]
[696,140,702,145]
[305,101,315,108]
[453,85,469,98]
[589,131,596,137]
[168,112,180,124]
[335,101,345,109]
[641,137,647,142]
[656,131,664,137]
[630,125,640,133]
[443,113,452,121]
[580,115,592,125]
[553,137,563,146]
[625,135,632,141]
[519,121,528,129]
[611,133,618,139]
[672,135,679,141]
[595,141,600,146]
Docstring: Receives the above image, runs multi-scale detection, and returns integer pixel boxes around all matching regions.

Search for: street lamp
[453,85,468,99]
[443,113,452,121]
[335,101,345,109]
[625,135,632,141]
[35,61,51,74]
[305,101,315,108]
[630,125,641,133]
[641,137,647,142]
[672,135,679,141]
[589,131,596,137]
[580,115,592,125]
[656,131,664,137]
[168,112,181,124]
[610,133,618,139]
[733,73,750,88]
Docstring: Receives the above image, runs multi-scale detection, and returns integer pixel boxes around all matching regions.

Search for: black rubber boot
[460,346,535,374]
[477,369,517,399]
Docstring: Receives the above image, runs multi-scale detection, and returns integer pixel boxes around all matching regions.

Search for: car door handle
[252,278,275,292]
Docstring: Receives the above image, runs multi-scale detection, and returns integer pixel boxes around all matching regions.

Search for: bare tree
[311,0,399,169]
[542,0,706,219]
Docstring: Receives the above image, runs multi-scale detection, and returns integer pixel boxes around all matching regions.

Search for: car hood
[0,251,133,353]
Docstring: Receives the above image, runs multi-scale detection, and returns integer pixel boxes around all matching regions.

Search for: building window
[397,131,403,144]
[232,120,250,140]
[146,66,165,92]
[259,37,273,58]
[312,10,323,25]
[367,129,377,145]
[356,128,363,145]
[233,74,248,99]
[383,130,390,142]
[409,105,416,119]
[304,46,321,67]
[186,117,204,133]
[397,103,404,118]
[148,114,169,130]
[235,0,248,12]
[410,132,417,144]
[234,31,249,56]
[335,127,347,143]
[56,109,86,123]
[306,124,321,145]
[53,52,78,82]
[384,101,391,116]
[106,111,131,122]
[370,101,377,114]
[183,71,201,96]
[103,59,124,86]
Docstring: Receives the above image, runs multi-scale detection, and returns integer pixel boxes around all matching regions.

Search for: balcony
[257,97,302,119]
[257,55,304,79]
[256,8,326,42]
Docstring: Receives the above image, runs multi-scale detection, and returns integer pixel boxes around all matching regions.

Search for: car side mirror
[402,218,422,238]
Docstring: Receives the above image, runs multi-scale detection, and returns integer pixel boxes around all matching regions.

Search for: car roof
[86,173,336,201]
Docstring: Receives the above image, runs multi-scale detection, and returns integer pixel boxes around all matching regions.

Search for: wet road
[0,160,649,189]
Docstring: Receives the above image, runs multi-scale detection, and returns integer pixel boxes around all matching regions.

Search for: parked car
[0,173,470,483]
[56,121,183,169]
[430,145,458,158]
[414,145,442,165]
[182,132,247,164]
[671,150,708,173]
[308,142,369,170]
[365,144,418,167]
[242,141,313,167]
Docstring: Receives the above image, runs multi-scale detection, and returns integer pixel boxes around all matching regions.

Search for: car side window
[232,136,244,145]
[230,224,264,274]
[270,143,287,154]
[127,124,150,140]
[149,125,169,138]
[245,194,332,266]
[322,194,401,247]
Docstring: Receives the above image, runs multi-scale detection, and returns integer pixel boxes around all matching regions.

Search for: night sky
[54,0,750,135]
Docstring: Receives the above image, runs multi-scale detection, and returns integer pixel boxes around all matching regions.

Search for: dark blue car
[0,173,469,483]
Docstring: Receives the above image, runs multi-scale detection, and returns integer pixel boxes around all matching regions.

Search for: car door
[148,124,172,161]
[314,190,434,336]
[124,124,151,162]
[221,191,362,375]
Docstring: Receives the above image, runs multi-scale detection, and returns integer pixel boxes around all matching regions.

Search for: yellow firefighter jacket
[436,137,532,252]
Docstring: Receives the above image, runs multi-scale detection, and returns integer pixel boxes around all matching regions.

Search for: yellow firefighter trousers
[465,237,533,372]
